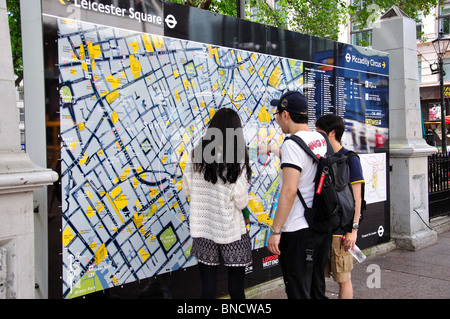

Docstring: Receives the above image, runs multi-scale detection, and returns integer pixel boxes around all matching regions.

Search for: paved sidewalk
[250,230,450,299]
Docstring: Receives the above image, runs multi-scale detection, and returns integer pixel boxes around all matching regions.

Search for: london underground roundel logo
[345,53,351,63]
[165,14,177,29]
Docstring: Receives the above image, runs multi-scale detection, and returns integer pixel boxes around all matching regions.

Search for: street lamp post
[432,31,450,153]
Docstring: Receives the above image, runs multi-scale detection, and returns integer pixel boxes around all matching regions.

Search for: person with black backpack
[315,114,365,299]
[261,90,329,299]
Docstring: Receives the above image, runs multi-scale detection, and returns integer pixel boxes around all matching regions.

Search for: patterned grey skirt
[191,232,253,267]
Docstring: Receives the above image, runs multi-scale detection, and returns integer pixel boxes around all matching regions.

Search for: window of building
[439,1,450,35]
[418,57,422,83]
[416,12,423,39]
[443,57,450,81]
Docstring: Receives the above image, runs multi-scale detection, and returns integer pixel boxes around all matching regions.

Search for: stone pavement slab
[251,231,450,299]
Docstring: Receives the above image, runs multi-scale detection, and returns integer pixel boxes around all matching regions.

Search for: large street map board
[44,1,389,299]
[58,18,295,298]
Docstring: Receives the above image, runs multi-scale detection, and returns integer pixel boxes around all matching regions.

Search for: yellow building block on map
[133,212,143,229]
[150,204,157,216]
[62,226,75,247]
[88,42,101,59]
[258,66,265,79]
[139,248,150,263]
[248,192,264,213]
[95,201,104,212]
[176,180,183,191]
[128,41,139,54]
[95,243,107,265]
[86,206,95,218]
[132,177,139,189]
[235,92,244,101]
[151,35,164,49]
[268,66,281,88]
[256,212,273,227]
[227,84,233,99]
[106,91,119,104]
[142,34,154,52]
[79,153,88,166]
[180,151,188,173]
[111,111,119,124]
[258,106,271,124]
[183,79,191,90]
[135,199,142,210]
[208,46,219,63]
[130,55,142,79]
[115,194,128,211]
[85,189,93,199]
[69,141,78,150]
[209,107,216,119]
[79,44,85,60]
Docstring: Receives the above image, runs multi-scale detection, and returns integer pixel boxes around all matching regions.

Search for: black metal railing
[428,151,450,219]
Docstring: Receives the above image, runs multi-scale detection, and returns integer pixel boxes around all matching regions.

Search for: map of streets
[58,18,304,298]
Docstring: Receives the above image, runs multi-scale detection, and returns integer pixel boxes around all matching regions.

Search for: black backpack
[285,132,356,234]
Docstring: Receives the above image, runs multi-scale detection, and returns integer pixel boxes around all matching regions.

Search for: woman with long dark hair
[182,107,252,299]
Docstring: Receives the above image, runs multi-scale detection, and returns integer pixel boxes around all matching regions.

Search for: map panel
[58,18,301,298]
[360,153,387,204]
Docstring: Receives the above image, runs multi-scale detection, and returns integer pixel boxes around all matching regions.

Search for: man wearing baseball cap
[262,90,330,299]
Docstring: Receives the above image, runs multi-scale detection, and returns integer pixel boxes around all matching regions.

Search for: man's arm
[344,182,362,250]
[258,144,281,158]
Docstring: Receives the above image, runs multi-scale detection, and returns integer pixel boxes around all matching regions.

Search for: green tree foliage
[172,0,445,43]
[6,0,22,87]
[248,0,349,40]
[171,0,239,17]
[6,0,446,87]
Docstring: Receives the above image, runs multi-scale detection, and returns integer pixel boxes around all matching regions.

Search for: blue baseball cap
[270,91,308,115]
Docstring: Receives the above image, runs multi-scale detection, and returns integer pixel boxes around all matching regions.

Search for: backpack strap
[284,135,315,210]
[284,133,334,274]
[285,132,332,208]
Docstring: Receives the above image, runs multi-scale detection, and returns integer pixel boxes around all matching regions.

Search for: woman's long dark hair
[192,108,251,184]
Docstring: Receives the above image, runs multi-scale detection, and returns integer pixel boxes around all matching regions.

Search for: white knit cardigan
[182,158,249,244]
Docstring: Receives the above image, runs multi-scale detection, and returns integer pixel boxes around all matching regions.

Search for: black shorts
[191,233,252,267]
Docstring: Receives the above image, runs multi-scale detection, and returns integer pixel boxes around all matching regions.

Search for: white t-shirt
[280,130,327,232]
